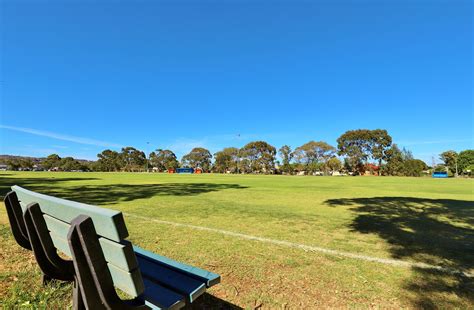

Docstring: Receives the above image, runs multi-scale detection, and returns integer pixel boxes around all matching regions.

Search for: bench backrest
[12,185,144,297]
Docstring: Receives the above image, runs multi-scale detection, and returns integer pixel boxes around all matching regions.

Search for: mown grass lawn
[1,172,473,308]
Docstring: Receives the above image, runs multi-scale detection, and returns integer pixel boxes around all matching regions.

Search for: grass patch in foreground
[0,172,473,308]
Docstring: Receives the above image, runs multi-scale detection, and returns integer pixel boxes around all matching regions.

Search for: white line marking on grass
[124,213,473,278]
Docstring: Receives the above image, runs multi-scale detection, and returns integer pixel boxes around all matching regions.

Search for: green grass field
[1,172,473,309]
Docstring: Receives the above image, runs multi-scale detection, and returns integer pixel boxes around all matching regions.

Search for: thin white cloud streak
[0,125,122,148]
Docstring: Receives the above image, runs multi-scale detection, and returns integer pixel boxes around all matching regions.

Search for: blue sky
[1,0,472,163]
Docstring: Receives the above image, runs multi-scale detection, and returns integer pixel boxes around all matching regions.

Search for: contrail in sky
[0,124,122,148]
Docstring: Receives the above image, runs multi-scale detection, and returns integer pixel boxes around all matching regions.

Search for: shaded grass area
[0,172,473,308]
[325,197,474,308]
[0,175,247,204]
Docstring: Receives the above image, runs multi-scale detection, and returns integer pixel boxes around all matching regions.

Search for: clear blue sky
[1,0,472,163]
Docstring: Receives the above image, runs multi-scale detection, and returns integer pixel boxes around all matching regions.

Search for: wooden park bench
[4,185,221,309]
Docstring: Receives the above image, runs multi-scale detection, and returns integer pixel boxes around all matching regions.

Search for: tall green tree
[337,129,392,174]
[181,147,212,172]
[440,150,458,174]
[382,144,426,177]
[149,149,179,171]
[403,159,428,177]
[42,154,61,170]
[278,145,294,174]
[457,150,474,174]
[121,147,146,172]
[59,157,83,171]
[239,141,276,174]
[382,144,405,176]
[337,129,372,174]
[294,141,335,174]
[97,150,123,171]
[369,129,392,169]
[213,147,240,173]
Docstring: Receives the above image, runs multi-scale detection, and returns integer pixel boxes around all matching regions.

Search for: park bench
[4,185,220,309]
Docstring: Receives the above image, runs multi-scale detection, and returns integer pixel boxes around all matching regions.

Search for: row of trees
[94,147,147,172]
[438,150,474,176]
[6,154,89,171]
[89,129,472,177]
[42,154,88,171]
[5,157,38,171]
[8,128,472,176]
[380,145,428,177]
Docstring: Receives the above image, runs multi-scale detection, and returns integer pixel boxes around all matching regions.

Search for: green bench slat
[43,214,139,271]
[141,278,185,310]
[107,264,144,298]
[136,254,206,303]
[134,246,221,287]
[13,185,128,242]
[49,233,144,297]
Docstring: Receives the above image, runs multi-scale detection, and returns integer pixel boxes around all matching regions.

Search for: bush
[403,159,427,177]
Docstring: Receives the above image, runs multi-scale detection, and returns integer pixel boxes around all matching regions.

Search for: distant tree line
[4,157,38,171]
[4,154,90,172]
[3,129,473,177]
[436,149,474,177]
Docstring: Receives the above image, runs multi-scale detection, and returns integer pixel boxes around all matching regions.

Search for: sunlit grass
[0,172,473,308]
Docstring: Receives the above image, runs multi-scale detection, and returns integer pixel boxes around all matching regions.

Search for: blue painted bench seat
[134,246,221,289]
[134,246,221,308]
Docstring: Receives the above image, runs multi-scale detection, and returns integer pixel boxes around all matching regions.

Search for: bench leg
[23,203,75,282]
[68,215,149,310]
[73,278,86,310]
[42,274,53,285]
[4,191,31,250]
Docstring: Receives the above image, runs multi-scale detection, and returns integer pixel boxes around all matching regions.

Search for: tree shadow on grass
[0,176,100,199]
[0,175,247,205]
[325,197,474,308]
[34,183,248,205]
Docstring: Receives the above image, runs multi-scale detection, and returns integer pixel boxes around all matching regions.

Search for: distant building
[364,163,380,176]
[0,164,7,171]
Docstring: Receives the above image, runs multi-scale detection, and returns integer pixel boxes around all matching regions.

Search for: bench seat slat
[13,185,128,241]
[50,233,144,297]
[134,246,221,287]
[141,278,186,310]
[136,255,206,303]
[44,214,139,271]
